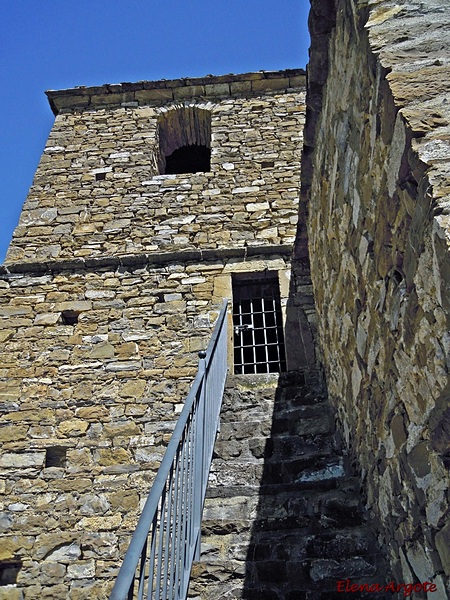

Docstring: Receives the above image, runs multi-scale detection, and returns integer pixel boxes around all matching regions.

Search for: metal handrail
[110,299,229,600]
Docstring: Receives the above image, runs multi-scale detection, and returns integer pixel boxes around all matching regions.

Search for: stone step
[217,405,333,439]
[222,373,326,410]
[220,387,328,415]
[198,527,380,563]
[208,455,347,489]
[270,404,334,436]
[201,491,364,535]
[205,476,361,499]
[213,434,335,462]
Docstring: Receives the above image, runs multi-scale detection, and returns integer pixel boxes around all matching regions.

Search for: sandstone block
[41,562,66,583]
[0,329,14,342]
[252,77,289,91]
[119,379,147,398]
[54,301,92,312]
[205,83,230,96]
[57,419,89,437]
[103,421,141,438]
[0,425,28,443]
[230,81,251,94]
[72,223,98,235]
[89,342,115,359]
[0,537,29,560]
[34,313,60,325]
[0,382,21,401]
[0,587,24,600]
[173,85,205,99]
[116,342,138,358]
[75,406,109,420]
[66,448,93,468]
[77,515,122,531]
[96,448,131,466]
[135,89,173,103]
[109,490,139,511]
[0,306,32,317]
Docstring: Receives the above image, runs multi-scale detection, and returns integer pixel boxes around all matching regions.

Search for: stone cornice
[0,245,293,277]
[46,69,306,115]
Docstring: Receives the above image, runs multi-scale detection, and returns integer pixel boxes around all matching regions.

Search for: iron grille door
[232,273,287,375]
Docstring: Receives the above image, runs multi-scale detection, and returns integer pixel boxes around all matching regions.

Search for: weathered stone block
[0,425,28,443]
[0,452,46,468]
[173,85,205,99]
[57,419,89,437]
[252,77,289,92]
[135,89,173,103]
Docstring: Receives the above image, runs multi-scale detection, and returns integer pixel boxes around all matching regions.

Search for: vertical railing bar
[176,420,192,596]
[136,539,148,600]
[261,296,267,373]
[155,484,168,600]
[275,299,282,368]
[271,296,279,371]
[162,460,176,599]
[191,406,197,567]
[250,298,255,373]
[147,511,158,599]
[173,445,182,596]
[176,442,184,598]
[238,299,244,373]
[275,297,282,370]
[189,397,197,564]
[173,437,183,598]
[194,372,205,560]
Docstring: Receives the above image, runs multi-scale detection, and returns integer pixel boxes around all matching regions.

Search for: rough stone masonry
[302,0,450,597]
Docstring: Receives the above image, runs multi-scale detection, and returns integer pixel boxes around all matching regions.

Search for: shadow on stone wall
[283,258,318,373]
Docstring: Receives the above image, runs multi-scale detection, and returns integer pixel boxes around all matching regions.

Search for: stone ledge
[46,70,306,115]
[0,245,293,277]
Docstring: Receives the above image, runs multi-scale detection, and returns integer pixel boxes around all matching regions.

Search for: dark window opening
[95,172,106,181]
[165,144,211,175]
[0,562,22,586]
[232,272,286,375]
[61,310,79,325]
[45,447,67,468]
[261,161,275,169]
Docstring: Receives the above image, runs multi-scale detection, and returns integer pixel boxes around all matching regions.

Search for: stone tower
[0,70,316,599]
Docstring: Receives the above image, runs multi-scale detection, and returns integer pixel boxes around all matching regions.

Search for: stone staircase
[188,371,395,599]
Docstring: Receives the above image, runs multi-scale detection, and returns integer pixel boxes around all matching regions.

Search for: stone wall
[302,0,450,595]
[5,71,305,264]
[0,250,304,599]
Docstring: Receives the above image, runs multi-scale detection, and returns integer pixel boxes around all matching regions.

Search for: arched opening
[158,106,211,175]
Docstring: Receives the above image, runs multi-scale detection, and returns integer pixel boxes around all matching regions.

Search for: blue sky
[0,1,310,263]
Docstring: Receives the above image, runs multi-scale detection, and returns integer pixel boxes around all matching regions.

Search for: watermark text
[337,579,437,597]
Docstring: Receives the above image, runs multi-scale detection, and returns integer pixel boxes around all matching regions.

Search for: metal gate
[232,272,286,374]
